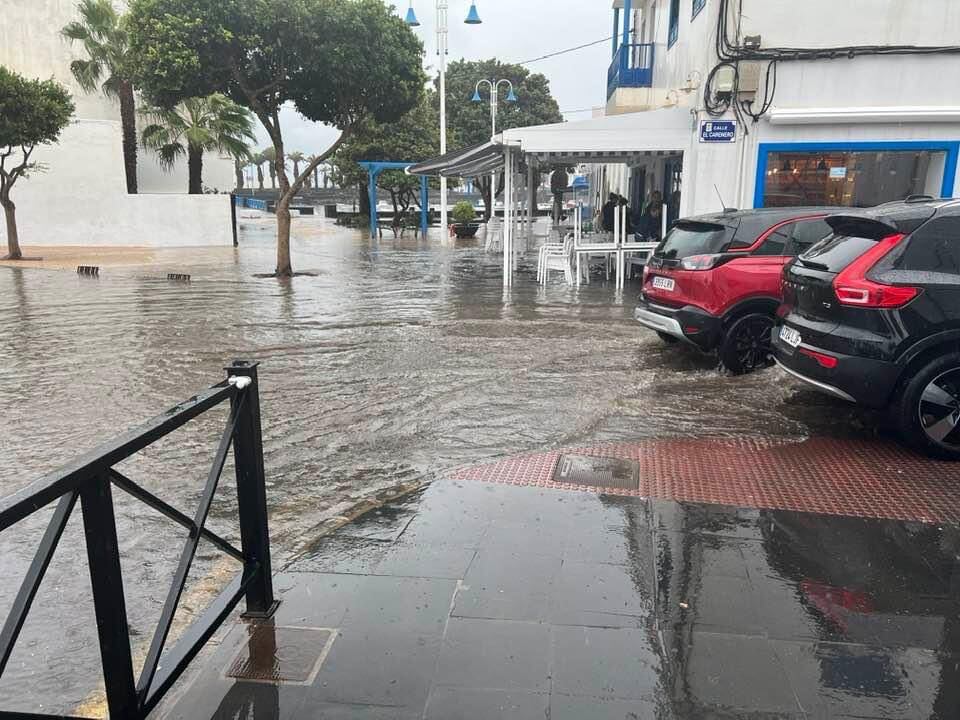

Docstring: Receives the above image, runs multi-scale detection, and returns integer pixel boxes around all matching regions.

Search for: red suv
[635,208,837,373]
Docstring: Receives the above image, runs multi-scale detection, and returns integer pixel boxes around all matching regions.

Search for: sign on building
[699,120,737,143]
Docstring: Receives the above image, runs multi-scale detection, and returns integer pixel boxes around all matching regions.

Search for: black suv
[773,198,960,459]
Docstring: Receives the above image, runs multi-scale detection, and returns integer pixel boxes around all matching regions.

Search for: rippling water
[0,216,875,713]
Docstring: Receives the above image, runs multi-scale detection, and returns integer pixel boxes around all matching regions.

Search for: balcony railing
[0,360,277,719]
[607,42,655,100]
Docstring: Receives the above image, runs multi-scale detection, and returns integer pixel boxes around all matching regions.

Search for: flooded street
[0,216,875,713]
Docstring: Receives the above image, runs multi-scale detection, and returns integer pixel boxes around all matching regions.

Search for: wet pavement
[0,216,956,715]
[167,477,960,720]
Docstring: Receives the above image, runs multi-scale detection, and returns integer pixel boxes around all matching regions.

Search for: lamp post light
[405,1,482,237]
[472,78,516,220]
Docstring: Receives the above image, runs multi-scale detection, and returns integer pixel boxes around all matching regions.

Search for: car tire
[657,331,679,344]
[894,353,960,461]
[719,313,775,375]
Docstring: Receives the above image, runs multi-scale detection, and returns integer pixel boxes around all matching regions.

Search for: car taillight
[680,254,722,271]
[833,233,920,308]
[799,347,838,369]
[642,265,651,283]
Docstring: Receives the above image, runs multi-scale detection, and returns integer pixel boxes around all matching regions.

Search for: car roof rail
[904,194,935,203]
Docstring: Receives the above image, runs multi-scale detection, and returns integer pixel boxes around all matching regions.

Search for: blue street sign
[699,120,737,143]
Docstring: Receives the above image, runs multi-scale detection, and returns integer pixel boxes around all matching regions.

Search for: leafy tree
[128,0,425,276]
[62,0,139,194]
[140,93,255,194]
[331,92,439,230]
[0,67,74,259]
[441,59,563,221]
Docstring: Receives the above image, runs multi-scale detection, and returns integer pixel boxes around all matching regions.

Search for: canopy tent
[408,107,693,285]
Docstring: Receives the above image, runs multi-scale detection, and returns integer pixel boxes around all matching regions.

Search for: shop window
[692,0,706,19]
[668,0,680,47]
[762,149,948,209]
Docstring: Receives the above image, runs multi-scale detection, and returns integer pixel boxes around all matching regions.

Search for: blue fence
[607,43,655,100]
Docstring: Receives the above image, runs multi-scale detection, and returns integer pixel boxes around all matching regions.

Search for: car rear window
[872,216,960,284]
[657,221,735,259]
[798,233,878,272]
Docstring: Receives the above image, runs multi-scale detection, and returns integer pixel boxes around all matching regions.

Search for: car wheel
[895,353,960,460]
[719,313,775,375]
[657,331,679,344]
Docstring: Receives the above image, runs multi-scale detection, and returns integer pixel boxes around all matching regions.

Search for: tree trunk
[275,196,292,276]
[118,81,138,194]
[2,197,21,259]
[359,182,370,217]
[269,166,276,189]
[314,168,319,189]
[235,160,244,190]
[187,145,203,194]
[257,166,264,190]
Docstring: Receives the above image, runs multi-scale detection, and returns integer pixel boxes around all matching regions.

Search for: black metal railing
[0,360,278,719]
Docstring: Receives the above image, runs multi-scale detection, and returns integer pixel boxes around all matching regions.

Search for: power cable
[517,36,614,66]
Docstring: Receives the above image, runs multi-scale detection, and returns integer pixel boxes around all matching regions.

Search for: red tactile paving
[452,437,960,524]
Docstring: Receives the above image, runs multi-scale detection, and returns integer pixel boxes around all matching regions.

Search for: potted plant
[451,201,480,239]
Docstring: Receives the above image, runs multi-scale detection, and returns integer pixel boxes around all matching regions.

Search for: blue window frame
[692,0,706,19]
[753,141,960,209]
[668,0,680,48]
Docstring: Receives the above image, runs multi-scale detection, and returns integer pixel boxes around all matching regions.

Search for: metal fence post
[80,476,139,719]
[225,360,278,618]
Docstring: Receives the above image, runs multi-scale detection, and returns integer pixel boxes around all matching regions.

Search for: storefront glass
[762,150,947,208]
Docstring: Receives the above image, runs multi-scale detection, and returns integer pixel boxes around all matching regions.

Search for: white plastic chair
[484,218,502,253]
[539,233,575,285]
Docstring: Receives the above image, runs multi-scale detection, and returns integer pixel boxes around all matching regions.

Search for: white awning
[408,107,691,177]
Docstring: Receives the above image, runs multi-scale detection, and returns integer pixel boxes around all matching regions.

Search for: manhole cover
[553,454,640,490]
[224,625,336,685]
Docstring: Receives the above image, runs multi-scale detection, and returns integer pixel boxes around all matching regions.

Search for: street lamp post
[406,1,482,238]
[472,78,516,221]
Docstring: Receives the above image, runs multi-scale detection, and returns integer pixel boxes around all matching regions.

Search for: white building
[0,0,236,248]
[602,0,960,221]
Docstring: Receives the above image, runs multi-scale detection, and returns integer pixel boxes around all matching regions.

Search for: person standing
[601,193,617,233]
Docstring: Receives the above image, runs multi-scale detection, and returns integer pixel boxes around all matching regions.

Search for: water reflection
[652,500,960,718]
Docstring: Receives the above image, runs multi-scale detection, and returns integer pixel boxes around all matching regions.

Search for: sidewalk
[165,439,960,720]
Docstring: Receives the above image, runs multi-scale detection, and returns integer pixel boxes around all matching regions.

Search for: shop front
[754,141,959,209]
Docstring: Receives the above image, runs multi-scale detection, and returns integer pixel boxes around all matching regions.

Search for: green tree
[140,93,255,194]
[332,92,439,229]
[62,0,139,194]
[441,59,563,221]
[128,0,425,276]
[0,67,74,259]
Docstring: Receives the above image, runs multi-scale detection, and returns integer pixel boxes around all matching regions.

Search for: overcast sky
[253,0,612,158]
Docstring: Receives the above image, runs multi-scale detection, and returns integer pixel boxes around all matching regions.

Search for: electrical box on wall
[737,62,763,95]
[714,65,736,100]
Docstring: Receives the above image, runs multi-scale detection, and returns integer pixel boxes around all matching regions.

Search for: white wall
[1,118,233,248]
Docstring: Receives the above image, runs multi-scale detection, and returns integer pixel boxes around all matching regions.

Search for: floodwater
[0,216,876,714]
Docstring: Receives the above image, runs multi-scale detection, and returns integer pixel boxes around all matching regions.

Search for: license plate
[779,326,802,348]
[652,276,675,291]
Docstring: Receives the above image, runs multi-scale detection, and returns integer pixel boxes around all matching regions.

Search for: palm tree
[309,155,321,189]
[253,150,268,190]
[62,0,139,194]
[287,151,305,183]
[140,94,255,194]
[262,147,281,190]
[234,157,245,191]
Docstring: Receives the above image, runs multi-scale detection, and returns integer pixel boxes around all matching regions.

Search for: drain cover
[224,625,336,685]
[553,454,640,490]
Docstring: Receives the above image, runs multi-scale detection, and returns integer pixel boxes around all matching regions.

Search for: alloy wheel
[919,369,960,449]
[732,316,774,371]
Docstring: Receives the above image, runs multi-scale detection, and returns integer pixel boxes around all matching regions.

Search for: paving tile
[433,618,551,692]
[284,536,389,575]
[272,572,359,628]
[682,631,802,714]
[373,541,477,579]
[306,627,442,709]
[550,626,662,701]
[548,694,659,720]
[424,687,549,719]
[686,574,763,635]
[164,675,308,720]
[293,701,422,719]
[341,575,457,636]
[453,549,561,622]
[482,518,569,557]
[774,640,942,720]
[548,561,653,628]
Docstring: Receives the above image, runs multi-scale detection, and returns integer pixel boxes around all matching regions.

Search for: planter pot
[452,223,480,239]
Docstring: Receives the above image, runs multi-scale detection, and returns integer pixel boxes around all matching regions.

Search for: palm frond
[154,142,186,171]
[68,58,103,93]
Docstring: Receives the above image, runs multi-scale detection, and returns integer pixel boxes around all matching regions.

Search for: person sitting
[601,193,617,233]
[639,201,663,242]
